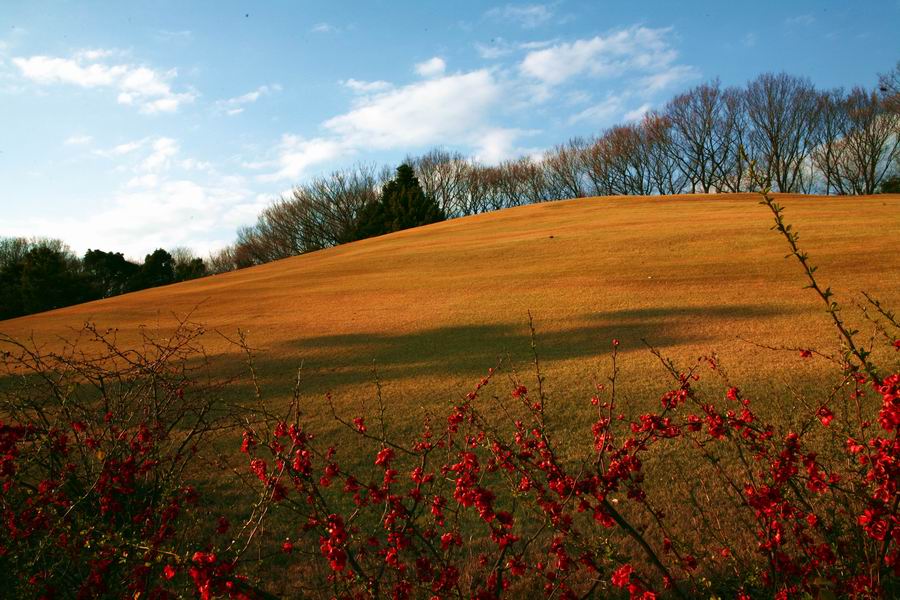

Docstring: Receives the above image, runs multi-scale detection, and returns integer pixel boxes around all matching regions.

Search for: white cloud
[12,51,196,114]
[254,135,347,182]
[156,30,192,42]
[623,103,652,122]
[108,139,147,156]
[639,65,699,93]
[125,173,160,189]
[520,26,680,86]
[215,84,280,115]
[568,95,625,125]
[3,176,258,258]
[311,23,338,33]
[64,134,93,146]
[414,57,446,78]
[324,70,504,149]
[140,137,179,172]
[74,48,118,61]
[486,4,556,29]
[785,14,815,27]
[255,67,528,181]
[4,146,262,257]
[342,78,393,93]
[475,38,555,59]
[474,128,529,163]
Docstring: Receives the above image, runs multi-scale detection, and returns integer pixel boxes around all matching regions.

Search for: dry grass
[2,193,899,441]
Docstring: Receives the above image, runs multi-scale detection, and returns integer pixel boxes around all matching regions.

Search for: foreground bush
[1,193,898,598]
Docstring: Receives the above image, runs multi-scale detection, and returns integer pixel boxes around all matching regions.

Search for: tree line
[216,67,900,270]
[0,165,444,319]
[2,66,898,318]
[0,239,207,319]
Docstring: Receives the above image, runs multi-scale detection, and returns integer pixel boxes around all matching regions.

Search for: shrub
[0,192,898,598]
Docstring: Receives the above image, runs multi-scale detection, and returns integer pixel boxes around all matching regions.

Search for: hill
[2,193,899,432]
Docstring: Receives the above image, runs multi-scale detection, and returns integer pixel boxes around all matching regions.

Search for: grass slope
[3,193,899,433]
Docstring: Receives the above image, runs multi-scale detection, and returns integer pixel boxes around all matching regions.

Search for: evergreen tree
[174,257,207,281]
[350,164,445,241]
[0,261,24,319]
[19,247,86,314]
[381,164,445,232]
[83,249,140,297]
[135,249,176,289]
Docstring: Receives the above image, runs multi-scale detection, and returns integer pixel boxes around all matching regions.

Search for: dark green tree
[83,249,141,297]
[0,261,24,319]
[175,257,207,282]
[880,174,900,193]
[350,164,445,241]
[135,249,176,289]
[381,164,445,232]
[19,247,86,314]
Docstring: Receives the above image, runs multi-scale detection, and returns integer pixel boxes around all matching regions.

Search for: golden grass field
[2,193,899,440]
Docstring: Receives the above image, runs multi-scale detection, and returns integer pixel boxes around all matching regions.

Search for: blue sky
[1,1,897,258]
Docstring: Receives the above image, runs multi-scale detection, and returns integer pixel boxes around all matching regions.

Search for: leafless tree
[878,61,900,115]
[543,138,588,199]
[664,80,738,193]
[811,89,851,194]
[743,73,820,192]
[833,87,900,194]
[408,148,471,217]
[639,112,687,195]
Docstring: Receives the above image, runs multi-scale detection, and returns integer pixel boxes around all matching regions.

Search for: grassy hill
[3,193,899,434]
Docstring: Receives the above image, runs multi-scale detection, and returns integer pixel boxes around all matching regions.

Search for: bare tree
[543,138,588,199]
[664,80,738,193]
[743,73,820,192]
[878,61,900,115]
[408,148,471,217]
[639,113,687,195]
[833,87,900,194]
[811,89,851,194]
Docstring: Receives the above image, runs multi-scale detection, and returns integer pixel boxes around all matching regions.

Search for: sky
[1,1,897,259]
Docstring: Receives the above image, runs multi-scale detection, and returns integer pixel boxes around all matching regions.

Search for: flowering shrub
[0,323,270,599]
[1,192,898,598]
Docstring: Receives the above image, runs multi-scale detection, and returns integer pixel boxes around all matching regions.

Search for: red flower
[163,564,176,580]
[817,406,834,427]
[216,516,230,534]
[282,539,294,554]
[611,564,633,588]
[374,447,395,467]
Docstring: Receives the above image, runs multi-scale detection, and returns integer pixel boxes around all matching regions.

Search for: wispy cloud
[12,49,196,113]
[341,78,393,94]
[253,65,529,182]
[252,135,347,182]
[156,30,192,42]
[474,37,555,59]
[323,69,519,161]
[623,103,652,121]
[63,134,93,146]
[568,94,625,125]
[310,22,339,33]
[785,14,816,27]
[7,137,258,257]
[214,84,281,116]
[414,57,446,78]
[486,3,556,29]
[639,65,699,93]
[519,26,681,87]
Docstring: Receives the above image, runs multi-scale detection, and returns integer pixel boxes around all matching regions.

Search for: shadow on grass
[244,303,795,394]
